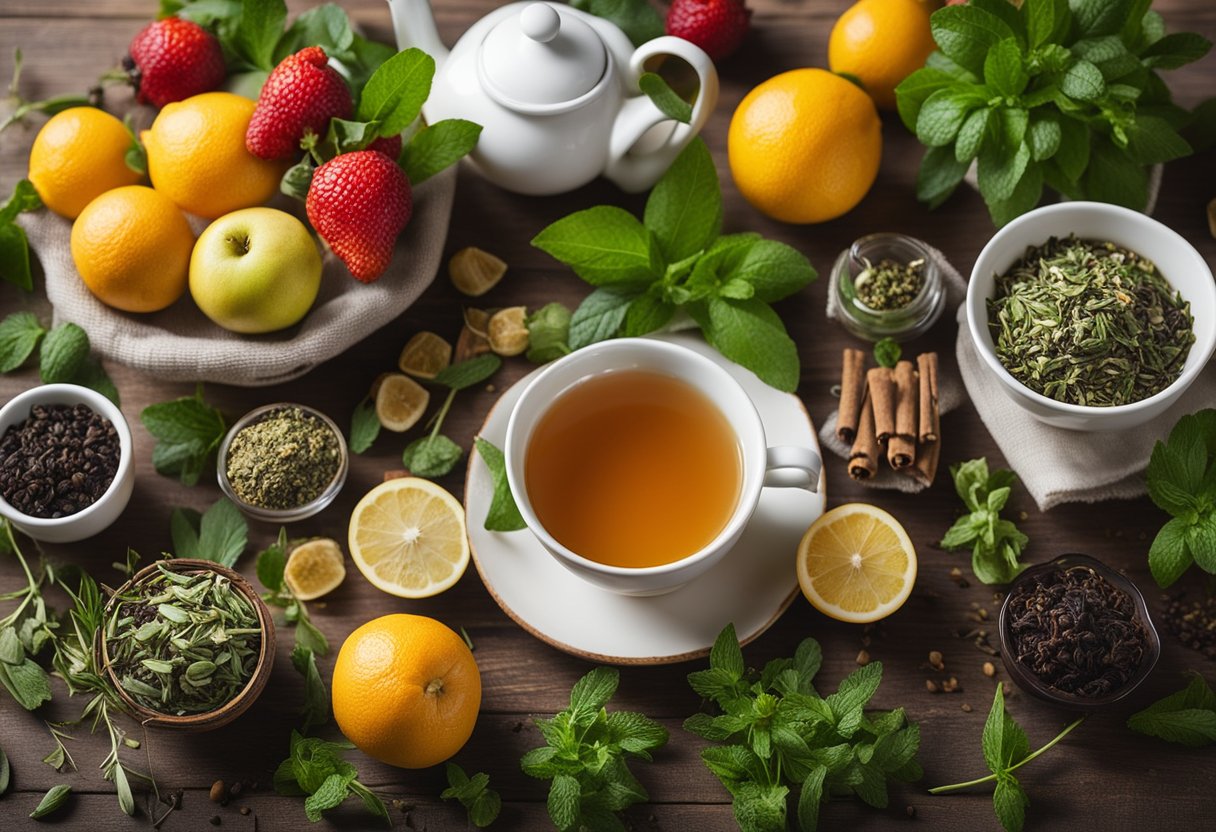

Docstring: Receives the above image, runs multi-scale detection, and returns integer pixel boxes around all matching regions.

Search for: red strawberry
[306,151,412,282]
[665,0,751,61]
[246,46,354,160]
[124,17,225,107]
[367,134,403,161]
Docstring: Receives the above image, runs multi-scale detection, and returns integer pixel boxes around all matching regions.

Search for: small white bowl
[966,202,1216,431]
[0,384,134,542]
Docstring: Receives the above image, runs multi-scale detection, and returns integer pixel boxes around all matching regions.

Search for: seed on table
[209,780,226,803]
[240,807,251,816]
[983,661,997,677]
[942,676,961,693]
[928,650,944,671]
[856,649,870,666]
[209,816,221,826]
[961,703,973,713]
[906,805,917,819]
[925,679,939,693]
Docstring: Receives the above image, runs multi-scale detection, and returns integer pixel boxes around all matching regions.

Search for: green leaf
[1187,519,1216,574]
[0,740,9,794]
[469,788,502,828]
[607,710,668,755]
[38,322,89,384]
[706,238,815,304]
[568,288,638,350]
[1070,0,1133,38]
[69,356,120,406]
[695,297,800,392]
[141,386,226,487]
[1127,673,1216,746]
[304,772,353,821]
[993,772,1028,832]
[474,438,525,532]
[525,303,572,364]
[170,507,202,559]
[1053,116,1090,182]
[0,312,46,373]
[534,206,658,288]
[0,656,51,710]
[977,139,1030,205]
[873,338,900,369]
[955,107,991,163]
[1025,0,1068,47]
[733,781,788,832]
[191,497,249,567]
[256,528,288,592]
[233,0,287,71]
[434,353,501,391]
[622,291,674,337]
[570,667,619,713]
[795,766,827,832]
[894,67,958,133]
[826,662,883,736]
[643,138,721,264]
[1061,59,1105,101]
[917,145,970,209]
[1082,138,1148,210]
[400,118,482,184]
[348,397,380,454]
[0,627,20,664]
[548,774,582,831]
[568,0,664,47]
[401,434,463,478]
[1027,112,1062,161]
[276,3,355,62]
[291,645,330,734]
[985,39,1028,96]
[0,220,33,292]
[1140,32,1213,70]
[295,615,329,656]
[639,72,692,124]
[0,179,43,225]
[113,760,136,816]
[986,165,1043,227]
[930,5,1017,77]
[356,47,435,137]
[916,87,983,147]
[1124,115,1192,165]
[29,783,71,819]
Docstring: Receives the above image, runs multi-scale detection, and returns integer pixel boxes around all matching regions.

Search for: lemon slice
[283,538,346,601]
[796,503,917,623]
[348,478,470,598]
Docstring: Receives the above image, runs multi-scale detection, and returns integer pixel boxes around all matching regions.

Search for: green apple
[190,207,323,334]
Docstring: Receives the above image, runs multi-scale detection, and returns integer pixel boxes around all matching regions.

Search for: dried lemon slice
[399,331,452,379]
[449,247,507,297]
[375,373,429,432]
[463,307,490,337]
[488,306,529,356]
[284,538,346,601]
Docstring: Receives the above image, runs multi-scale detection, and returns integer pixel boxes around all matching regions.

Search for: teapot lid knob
[519,3,561,43]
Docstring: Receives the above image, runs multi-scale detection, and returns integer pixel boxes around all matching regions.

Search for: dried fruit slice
[463,307,490,337]
[284,538,347,601]
[454,323,491,363]
[375,373,429,432]
[449,247,507,296]
[399,331,452,379]
[487,306,529,356]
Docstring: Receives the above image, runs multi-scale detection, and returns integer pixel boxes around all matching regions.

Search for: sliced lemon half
[348,478,469,598]
[283,538,346,601]
[796,503,917,623]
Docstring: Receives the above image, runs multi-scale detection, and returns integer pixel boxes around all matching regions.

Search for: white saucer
[464,332,826,664]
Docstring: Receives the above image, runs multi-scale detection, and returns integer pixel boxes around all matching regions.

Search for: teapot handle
[604,36,719,194]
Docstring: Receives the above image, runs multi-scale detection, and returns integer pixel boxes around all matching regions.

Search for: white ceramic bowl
[0,384,134,542]
[966,202,1216,431]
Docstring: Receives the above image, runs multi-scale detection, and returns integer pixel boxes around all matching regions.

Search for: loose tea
[1164,593,1216,660]
[105,564,261,715]
[0,403,120,518]
[854,257,926,311]
[1005,565,1149,698]
[225,407,341,510]
[988,236,1194,407]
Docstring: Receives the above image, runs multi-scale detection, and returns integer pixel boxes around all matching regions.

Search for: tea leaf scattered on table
[42,722,76,772]
[1145,409,1216,587]
[873,337,901,369]
[0,311,45,372]
[939,458,1029,585]
[29,783,70,819]
[348,396,380,454]
[473,438,525,532]
[399,119,483,185]
[291,645,330,735]
[141,385,227,486]
[402,434,463,478]
[169,497,248,567]
[442,763,501,828]
[0,521,56,712]
[1127,672,1216,747]
[40,323,90,383]
[274,730,388,824]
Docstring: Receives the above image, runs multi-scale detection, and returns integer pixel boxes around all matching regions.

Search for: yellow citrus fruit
[347,478,469,598]
[283,539,346,601]
[829,0,937,110]
[143,92,284,219]
[332,613,481,769]
[728,68,882,224]
[796,503,917,623]
[28,107,143,219]
[70,185,194,313]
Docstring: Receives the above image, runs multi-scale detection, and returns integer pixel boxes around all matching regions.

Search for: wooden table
[2,1,1214,829]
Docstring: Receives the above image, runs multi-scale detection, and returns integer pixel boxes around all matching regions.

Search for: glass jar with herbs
[832,233,946,341]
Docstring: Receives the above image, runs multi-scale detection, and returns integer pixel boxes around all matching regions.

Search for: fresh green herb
[930,684,1084,832]
[521,667,667,831]
[533,139,816,392]
[29,783,71,819]
[169,497,249,568]
[569,0,664,47]
[442,763,501,828]
[2,49,89,137]
[121,114,147,177]
[348,396,380,455]
[0,315,119,402]
[257,529,329,656]
[855,257,925,311]
[940,458,1029,585]
[0,311,45,372]
[0,738,9,794]
[473,438,525,532]
[1127,672,1216,747]
[38,322,89,383]
[1144,409,1216,587]
[638,72,693,124]
[140,385,227,487]
[0,178,42,292]
[43,721,77,771]
[896,0,1211,225]
[403,354,502,479]
[291,644,330,735]
[398,119,484,184]
[873,337,901,369]
[525,302,573,364]
[273,730,389,824]
[0,520,55,711]
[989,236,1193,406]
[684,624,921,832]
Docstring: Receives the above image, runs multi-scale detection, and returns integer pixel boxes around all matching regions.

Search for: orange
[143,92,285,219]
[70,185,194,313]
[728,68,882,224]
[27,107,143,219]
[829,0,937,110]
[331,614,481,769]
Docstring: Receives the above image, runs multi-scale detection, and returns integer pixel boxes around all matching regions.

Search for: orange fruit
[27,107,143,219]
[143,92,285,219]
[332,614,481,769]
[729,69,882,224]
[70,185,194,313]
[829,0,937,110]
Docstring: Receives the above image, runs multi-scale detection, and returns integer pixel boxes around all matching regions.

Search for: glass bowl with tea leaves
[100,559,275,730]
[998,554,1160,712]
[966,202,1216,431]
[832,232,947,341]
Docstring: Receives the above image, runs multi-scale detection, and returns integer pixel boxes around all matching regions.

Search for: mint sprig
[1127,672,1216,747]
[140,384,226,487]
[169,497,248,568]
[474,438,525,532]
[257,528,329,656]
[939,458,1029,585]
[1144,409,1216,587]
[533,139,816,392]
[441,763,501,828]
[273,730,389,824]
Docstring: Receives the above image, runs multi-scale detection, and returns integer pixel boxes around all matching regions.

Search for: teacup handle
[763,446,822,492]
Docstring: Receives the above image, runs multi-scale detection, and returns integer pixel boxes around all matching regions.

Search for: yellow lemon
[829,0,937,110]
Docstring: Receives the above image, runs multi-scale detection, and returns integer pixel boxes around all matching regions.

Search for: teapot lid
[478,3,607,108]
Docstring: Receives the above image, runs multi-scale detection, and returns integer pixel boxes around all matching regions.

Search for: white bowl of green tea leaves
[966,202,1216,431]
[100,559,275,731]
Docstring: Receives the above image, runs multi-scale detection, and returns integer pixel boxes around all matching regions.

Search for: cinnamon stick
[888,360,917,469]
[866,367,896,445]
[848,394,879,481]
[917,352,940,445]
[836,348,867,445]
[908,435,941,487]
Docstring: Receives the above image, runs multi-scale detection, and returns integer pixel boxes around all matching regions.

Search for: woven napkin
[18,165,456,387]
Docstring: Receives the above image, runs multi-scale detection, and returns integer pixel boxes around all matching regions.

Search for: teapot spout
[385,0,449,65]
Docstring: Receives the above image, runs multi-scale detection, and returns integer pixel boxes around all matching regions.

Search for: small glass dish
[997,554,1161,712]
[217,402,348,523]
[832,232,946,341]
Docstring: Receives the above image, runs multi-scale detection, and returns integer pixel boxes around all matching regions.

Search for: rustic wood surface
[2,0,1215,829]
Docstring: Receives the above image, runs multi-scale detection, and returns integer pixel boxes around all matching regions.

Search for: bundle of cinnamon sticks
[837,348,940,486]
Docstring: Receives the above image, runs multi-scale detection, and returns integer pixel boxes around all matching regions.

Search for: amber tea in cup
[523,370,741,569]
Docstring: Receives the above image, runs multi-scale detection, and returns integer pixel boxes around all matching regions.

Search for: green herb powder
[226,407,340,509]
[855,257,926,311]
[988,236,1194,407]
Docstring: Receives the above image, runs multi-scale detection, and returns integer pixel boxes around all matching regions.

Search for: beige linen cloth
[17,166,456,386]
[823,239,1216,510]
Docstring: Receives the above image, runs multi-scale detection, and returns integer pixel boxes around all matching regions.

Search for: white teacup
[504,339,822,596]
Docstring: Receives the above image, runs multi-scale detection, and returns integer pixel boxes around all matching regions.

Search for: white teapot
[385,0,718,194]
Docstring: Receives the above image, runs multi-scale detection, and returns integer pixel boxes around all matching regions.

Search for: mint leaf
[281,157,314,201]
[930,5,1017,77]
[917,145,970,208]
[181,497,248,567]
[402,434,462,478]
[796,766,827,832]
[0,179,42,225]
[276,3,354,62]
[233,0,287,71]
[1127,673,1216,747]
[433,353,501,391]
[291,645,330,734]
[643,138,721,263]
[1061,59,1105,101]
[734,781,788,831]
[894,67,957,133]
[400,118,482,184]
[1053,116,1090,182]
[709,623,745,680]
[348,397,379,454]
[622,290,674,337]
[442,764,501,828]
[0,311,45,372]
[525,303,572,364]
[474,438,524,532]
[1140,32,1213,70]
[1187,519,1216,574]
[916,88,982,147]
[985,39,1028,96]
[256,528,288,592]
[695,297,800,392]
[0,224,33,292]
[38,322,89,383]
[1149,517,1193,588]
[1071,0,1133,38]
[356,47,435,138]
[568,287,638,349]
[977,135,1029,204]
[710,238,815,303]
[955,107,992,163]
[304,773,353,821]
[993,772,1028,832]
[568,0,663,47]
[0,656,51,710]
[1026,113,1062,161]
[873,338,900,369]
[547,774,581,830]
[639,72,692,124]
[1025,0,1068,47]
[570,667,618,713]
[1124,115,1192,165]
[533,206,659,287]
[141,385,227,486]
[987,165,1042,227]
